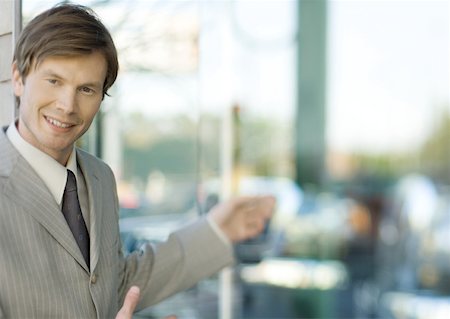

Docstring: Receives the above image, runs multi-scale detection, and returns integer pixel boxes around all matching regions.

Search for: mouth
[44,116,75,129]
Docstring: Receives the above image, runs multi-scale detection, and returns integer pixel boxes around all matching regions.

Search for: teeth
[46,117,71,128]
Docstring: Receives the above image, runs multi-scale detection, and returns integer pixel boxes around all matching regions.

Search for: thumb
[116,286,140,319]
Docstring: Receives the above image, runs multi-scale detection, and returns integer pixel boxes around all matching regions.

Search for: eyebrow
[41,69,103,89]
[42,70,64,80]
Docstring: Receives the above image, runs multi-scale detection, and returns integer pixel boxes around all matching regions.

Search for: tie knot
[65,170,78,193]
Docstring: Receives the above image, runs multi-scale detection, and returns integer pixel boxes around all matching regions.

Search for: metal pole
[219,105,235,319]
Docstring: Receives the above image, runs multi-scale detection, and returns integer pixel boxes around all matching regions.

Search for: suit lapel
[3,162,89,272]
[1,129,89,272]
[77,150,103,271]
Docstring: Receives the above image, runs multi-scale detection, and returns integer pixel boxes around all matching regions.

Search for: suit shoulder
[75,148,115,177]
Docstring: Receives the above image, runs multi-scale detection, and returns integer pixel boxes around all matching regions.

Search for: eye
[79,86,95,95]
[47,79,58,85]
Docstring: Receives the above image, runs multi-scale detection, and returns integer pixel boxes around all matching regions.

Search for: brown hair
[13,3,118,97]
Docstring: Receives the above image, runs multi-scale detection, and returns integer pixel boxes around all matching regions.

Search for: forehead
[33,52,108,82]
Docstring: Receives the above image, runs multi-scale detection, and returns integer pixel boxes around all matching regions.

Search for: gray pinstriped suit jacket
[0,128,234,318]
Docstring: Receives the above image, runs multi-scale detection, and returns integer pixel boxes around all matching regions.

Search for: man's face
[12,51,107,165]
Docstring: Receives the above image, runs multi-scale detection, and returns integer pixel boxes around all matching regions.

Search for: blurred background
[22,0,450,318]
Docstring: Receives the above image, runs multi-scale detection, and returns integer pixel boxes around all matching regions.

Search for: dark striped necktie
[62,169,90,268]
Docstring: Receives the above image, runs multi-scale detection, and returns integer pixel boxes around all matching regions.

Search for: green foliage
[123,138,197,182]
[418,110,450,183]
[346,106,450,185]
[121,112,198,183]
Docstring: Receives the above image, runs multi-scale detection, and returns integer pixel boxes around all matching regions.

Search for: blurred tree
[418,108,450,183]
[121,112,197,183]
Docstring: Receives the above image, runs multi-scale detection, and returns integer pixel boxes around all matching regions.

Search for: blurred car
[376,174,450,318]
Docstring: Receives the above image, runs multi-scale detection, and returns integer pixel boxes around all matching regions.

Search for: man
[0,3,275,318]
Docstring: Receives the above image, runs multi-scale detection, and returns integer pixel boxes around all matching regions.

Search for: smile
[45,116,73,129]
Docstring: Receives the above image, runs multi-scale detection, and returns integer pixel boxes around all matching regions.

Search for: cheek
[17,92,35,120]
[20,81,49,110]
[81,103,101,125]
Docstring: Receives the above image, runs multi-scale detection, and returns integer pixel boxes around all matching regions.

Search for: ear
[12,62,24,97]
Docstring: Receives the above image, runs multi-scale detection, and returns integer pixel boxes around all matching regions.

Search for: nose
[56,88,77,114]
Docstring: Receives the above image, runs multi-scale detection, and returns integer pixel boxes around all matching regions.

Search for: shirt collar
[6,120,79,206]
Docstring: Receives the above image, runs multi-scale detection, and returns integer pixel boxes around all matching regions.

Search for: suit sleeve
[115,207,235,311]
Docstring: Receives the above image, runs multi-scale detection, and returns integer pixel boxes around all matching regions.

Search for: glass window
[20,0,450,318]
